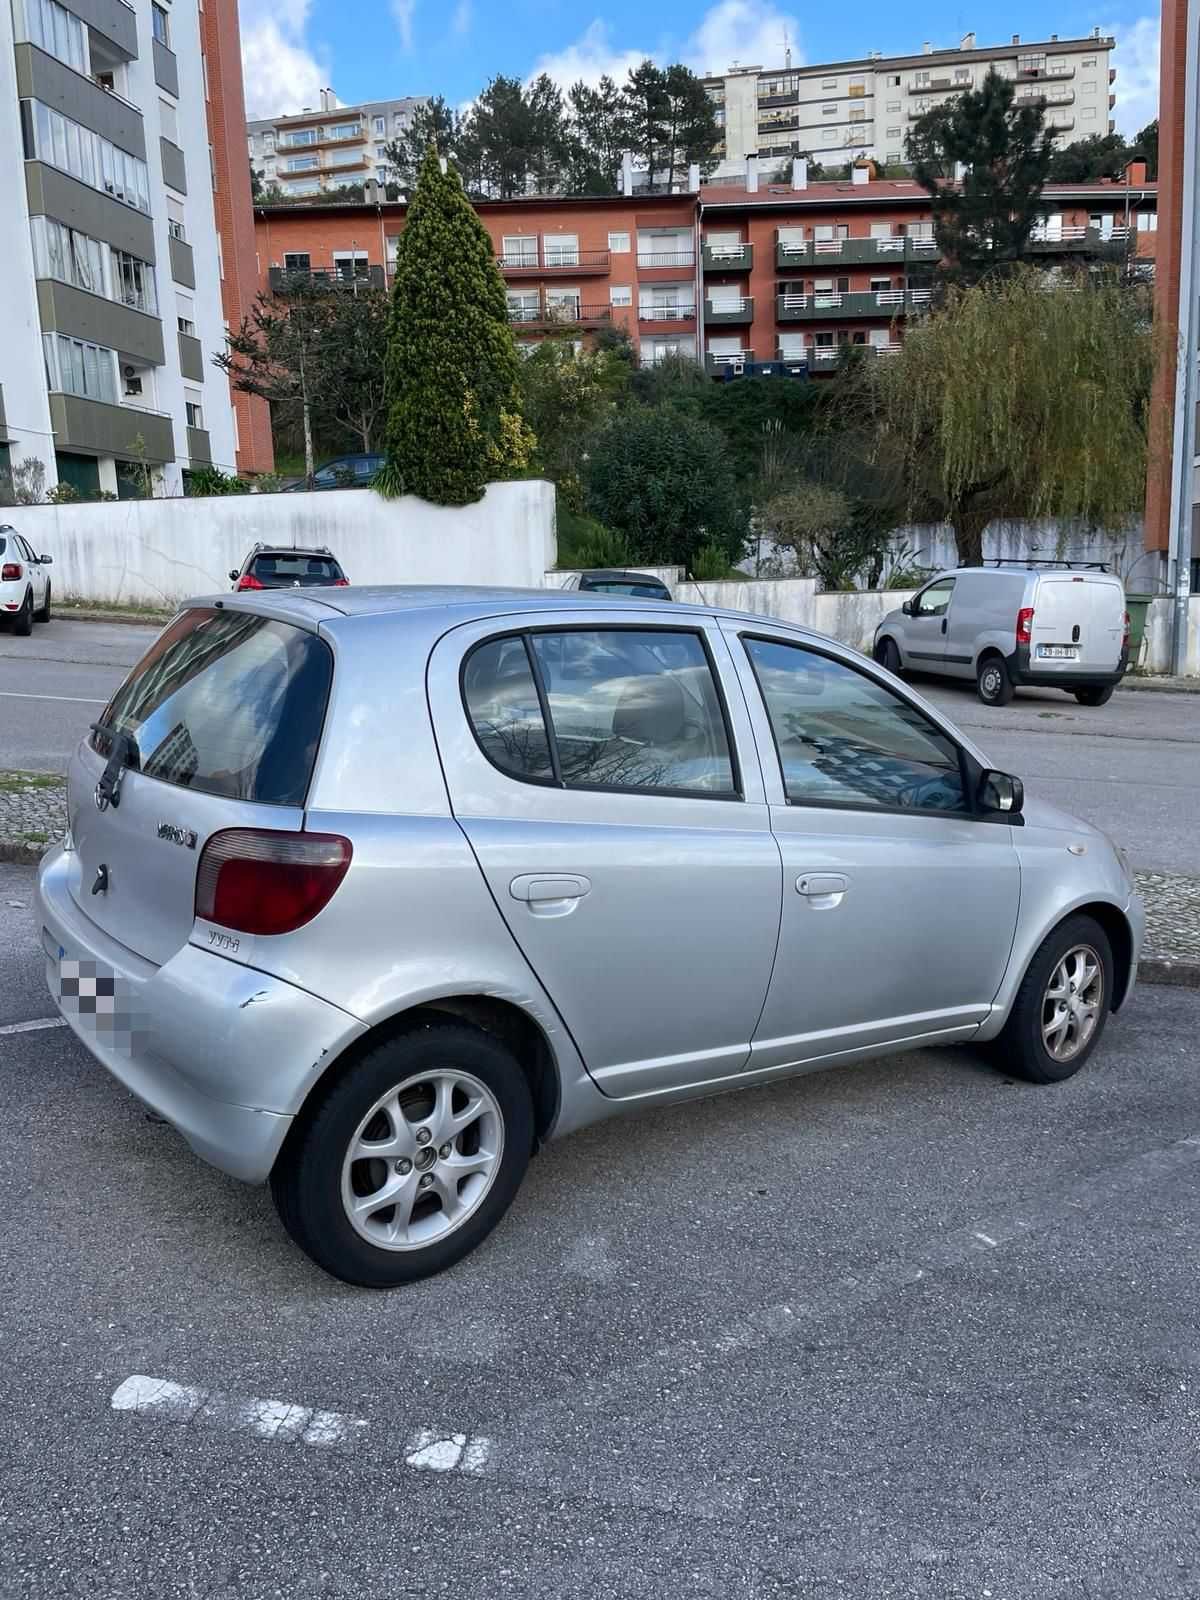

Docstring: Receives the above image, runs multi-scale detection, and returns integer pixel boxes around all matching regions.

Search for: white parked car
[1,525,53,635]
[874,561,1128,706]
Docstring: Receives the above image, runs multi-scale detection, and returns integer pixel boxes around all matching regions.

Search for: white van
[874,562,1129,706]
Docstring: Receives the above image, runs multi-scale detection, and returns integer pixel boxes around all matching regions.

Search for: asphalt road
[1,858,1198,1598]
[2,619,1197,875]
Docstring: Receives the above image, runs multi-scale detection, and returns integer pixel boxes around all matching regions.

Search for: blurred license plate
[1038,645,1078,659]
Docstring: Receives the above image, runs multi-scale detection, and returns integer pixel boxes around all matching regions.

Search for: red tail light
[1,563,22,582]
[1016,606,1035,646]
[333,577,349,586]
[236,572,265,590]
[1122,609,1131,648]
[196,829,352,935]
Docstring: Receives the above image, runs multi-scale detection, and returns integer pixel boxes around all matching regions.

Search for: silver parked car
[37,587,1143,1286]
[874,561,1129,706]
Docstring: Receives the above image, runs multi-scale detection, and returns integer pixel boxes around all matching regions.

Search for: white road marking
[111,1374,365,1447]
[0,1016,67,1037]
[974,1232,998,1247]
[404,1427,491,1475]
[0,690,107,704]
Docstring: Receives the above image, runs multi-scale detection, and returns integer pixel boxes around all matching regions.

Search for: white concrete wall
[886,519,1161,592]
[1141,598,1200,675]
[18,479,556,605]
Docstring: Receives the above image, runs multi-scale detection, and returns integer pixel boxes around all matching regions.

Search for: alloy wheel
[1041,944,1104,1062]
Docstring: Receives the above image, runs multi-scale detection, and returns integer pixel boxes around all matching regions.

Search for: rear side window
[252,553,344,582]
[91,608,332,805]
[463,628,738,798]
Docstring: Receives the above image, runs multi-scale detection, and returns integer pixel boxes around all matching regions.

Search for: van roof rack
[963,558,1110,572]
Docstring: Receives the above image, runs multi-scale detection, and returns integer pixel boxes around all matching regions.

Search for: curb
[1118,679,1200,695]
[55,608,171,627]
[0,839,50,866]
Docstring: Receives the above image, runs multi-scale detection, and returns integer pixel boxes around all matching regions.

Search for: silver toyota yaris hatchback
[37,587,1144,1287]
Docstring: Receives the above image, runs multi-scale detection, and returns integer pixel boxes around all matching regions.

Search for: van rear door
[1030,575,1125,675]
[67,607,333,966]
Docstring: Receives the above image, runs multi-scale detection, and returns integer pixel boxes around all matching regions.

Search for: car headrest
[611,673,685,747]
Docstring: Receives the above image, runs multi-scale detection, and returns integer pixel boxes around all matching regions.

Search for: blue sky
[238,0,1160,137]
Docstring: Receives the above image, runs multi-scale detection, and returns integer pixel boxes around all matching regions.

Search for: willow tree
[378,148,533,505]
[868,270,1156,565]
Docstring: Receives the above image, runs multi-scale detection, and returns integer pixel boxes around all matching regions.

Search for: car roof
[248,545,337,558]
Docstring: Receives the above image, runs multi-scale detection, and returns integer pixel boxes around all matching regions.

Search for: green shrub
[185,465,250,497]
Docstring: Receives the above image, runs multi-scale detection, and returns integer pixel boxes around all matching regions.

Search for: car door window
[463,628,738,797]
[743,637,967,813]
[17,535,36,563]
[913,578,955,617]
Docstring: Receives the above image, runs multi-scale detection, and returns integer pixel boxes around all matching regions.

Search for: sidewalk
[1119,676,1200,695]
[2,770,1196,986]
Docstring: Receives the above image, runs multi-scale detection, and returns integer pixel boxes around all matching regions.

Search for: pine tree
[379,148,534,505]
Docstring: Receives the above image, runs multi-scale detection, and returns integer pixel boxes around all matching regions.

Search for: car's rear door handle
[796,873,849,906]
[509,874,591,903]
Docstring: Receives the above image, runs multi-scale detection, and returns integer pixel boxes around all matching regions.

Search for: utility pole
[1168,0,1200,673]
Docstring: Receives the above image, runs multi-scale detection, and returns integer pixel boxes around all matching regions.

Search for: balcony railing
[704,350,751,373]
[1028,224,1130,250]
[702,241,753,272]
[776,288,932,320]
[497,249,611,274]
[269,265,387,291]
[507,302,612,326]
[776,235,939,268]
[638,304,697,322]
[705,296,754,324]
[637,250,696,269]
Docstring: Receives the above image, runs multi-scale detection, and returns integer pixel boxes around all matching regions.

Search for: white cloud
[684,0,803,77]
[529,19,647,90]
[529,1,802,94]
[240,0,329,120]
[1106,16,1159,136]
[451,0,471,36]
[392,0,416,52]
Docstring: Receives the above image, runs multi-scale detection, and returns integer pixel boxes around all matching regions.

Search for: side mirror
[229,569,240,581]
[978,769,1024,816]
[901,599,914,616]
[39,554,52,565]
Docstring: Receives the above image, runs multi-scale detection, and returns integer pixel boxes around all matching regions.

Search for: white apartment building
[247,88,429,198]
[0,0,236,499]
[703,30,1117,173]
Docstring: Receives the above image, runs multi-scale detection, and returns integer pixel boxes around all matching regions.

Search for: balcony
[506,302,612,329]
[48,392,174,461]
[268,265,388,291]
[177,330,204,382]
[706,296,754,325]
[186,425,211,464]
[637,250,696,271]
[776,288,933,321]
[758,114,800,134]
[909,75,955,92]
[1017,63,1074,80]
[704,350,751,375]
[1027,224,1130,253]
[638,304,697,324]
[496,249,610,276]
[703,240,753,272]
[775,235,940,269]
[37,279,164,366]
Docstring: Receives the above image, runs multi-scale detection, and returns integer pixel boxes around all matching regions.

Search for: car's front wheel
[989,914,1114,1084]
[271,1022,534,1287]
[874,637,903,677]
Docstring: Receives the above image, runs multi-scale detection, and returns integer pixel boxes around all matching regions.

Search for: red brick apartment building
[253,163,1156,378]
[200,0,273,473]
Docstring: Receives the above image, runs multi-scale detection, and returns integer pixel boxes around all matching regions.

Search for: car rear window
[90,608,332,806]
[252,553,344,581]
[582,580,669,599]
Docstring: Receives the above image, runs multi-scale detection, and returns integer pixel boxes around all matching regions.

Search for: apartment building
[253,164,1154,375]
[703,30,1117,171]
[255,191,703,367]
[0,0,237,498]
[247,90,429,199]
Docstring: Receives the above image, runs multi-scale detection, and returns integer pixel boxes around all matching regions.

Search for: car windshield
[251,553,344,582]
[90,608,332,805]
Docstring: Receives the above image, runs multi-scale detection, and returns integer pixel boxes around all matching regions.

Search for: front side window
[913,577,955,616]
[464,629,737,797]
[743,638,966,813]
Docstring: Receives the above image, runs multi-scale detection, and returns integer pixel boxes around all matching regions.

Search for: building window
[610,285,632,306]
[281,128,318,147]
[332,251,369,280]
[23,0,86,74]
[151,3,169,45]
[822,104,837,116]
[325,122,361,141]
[43,332,118,403]
[886,101,900,112]
[176,292,195,333]
[185,398,204,429]
[888,74,900,86]
[374,142,386,160]
[283,252,311,275]
[30,217,105,296]
[501,234,537,267]
[822,129,836,143]
[848,75,866,96]
[263,132,275,151]
[955,68,971,82]
[284,155,319,172]
[373,115,385,134]
[544,234,579,267]
[1082,78,1097,93]
[159,98,179,144]
[1081,107,1097,120]
[821,77,837,89]
[285,177,320,194]
[328,147,361,166]
[849,108,866,122]
[112,248,157,313]
[1018,53,1046,74]
[887,126,901,138]
[1136,213,1158,232]
[1082,56,1097,67]
[28,101,150,213]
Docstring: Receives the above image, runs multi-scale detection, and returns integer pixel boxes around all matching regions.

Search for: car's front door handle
[796,873,849,907]
[940,617,948,634]
[509,873,591,904]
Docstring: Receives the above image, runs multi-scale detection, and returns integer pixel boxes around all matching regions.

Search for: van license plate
[1038,645,1078,660]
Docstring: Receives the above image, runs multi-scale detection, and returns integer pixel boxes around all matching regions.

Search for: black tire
[1073,685,1113,707]
[874,636,903,677]
[271,1021,534,1287]
[976,653,1013,706]
[13,591,33,637]
[35,583,51,624]
[989,914,1114,1084]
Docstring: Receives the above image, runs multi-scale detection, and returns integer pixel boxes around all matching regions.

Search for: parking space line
[0,1017,66,1037]
[0,691,107,704]
[111,1374,367,1447]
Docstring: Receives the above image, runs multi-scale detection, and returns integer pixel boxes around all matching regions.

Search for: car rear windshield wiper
[90,722,139,810]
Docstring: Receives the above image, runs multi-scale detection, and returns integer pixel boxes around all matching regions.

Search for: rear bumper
[36,844,366,1183]
[1008,645,1128,688]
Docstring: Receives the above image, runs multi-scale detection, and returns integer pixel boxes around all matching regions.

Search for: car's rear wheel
[13,590,33,637]
[989,914,1113,1084]
[874,637,903,677]
[271,1022,534,1287]
[35,583,51,624]
[1073,685,1114,707]
[976,653,1013,706]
